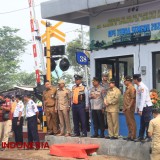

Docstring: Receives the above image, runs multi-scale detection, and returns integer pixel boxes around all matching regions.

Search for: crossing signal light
[59,58,70,71]
[51,58,56,71]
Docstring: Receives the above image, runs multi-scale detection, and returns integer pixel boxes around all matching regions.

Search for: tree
[66,32,90,85]
[0,26,27,92]
[14,72,36,86]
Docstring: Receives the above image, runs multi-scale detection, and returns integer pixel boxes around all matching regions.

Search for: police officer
[12,95,24,143]
[133,74,152,142]
[148,108,160,160]
[123,76,136,141]
[24,94,39,146]
[55,79,71,136]
[104,78,121,139]
[101,73,109,94]
[90,77,105,138]
[43,80,59,135]
[101,73,109,129]
[71,75,89,137]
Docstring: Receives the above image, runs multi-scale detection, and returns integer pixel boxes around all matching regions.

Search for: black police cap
[133,74,141,79]
[23,93,32,98]
[124,75,133,81]
[74,74,83,80]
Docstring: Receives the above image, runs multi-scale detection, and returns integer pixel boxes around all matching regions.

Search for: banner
[90,2,160,49]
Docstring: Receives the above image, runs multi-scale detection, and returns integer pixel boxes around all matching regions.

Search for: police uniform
[90,82,105,138]
[12,100,24,143]
[104,79,121,138]
[72,75,89,137]
[148,114,160,160]
[133,74,152,139]
[43,86,59,134]
[26,98,39,143]
[123,76,136,139]
[56,79,71,136]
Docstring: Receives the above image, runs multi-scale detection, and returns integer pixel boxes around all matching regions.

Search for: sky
[0,0,89,75]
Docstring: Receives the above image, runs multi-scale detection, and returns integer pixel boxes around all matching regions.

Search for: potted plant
[150,89,160,108]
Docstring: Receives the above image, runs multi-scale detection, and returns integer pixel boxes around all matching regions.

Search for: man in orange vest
[71,75,89,137]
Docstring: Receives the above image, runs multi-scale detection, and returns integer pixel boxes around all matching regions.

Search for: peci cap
[58,79,65,84]
[133,74,141,79]
[124,75,133,82]
[92,77,100,83]
[74,74,83,80]
[109,78,116,83]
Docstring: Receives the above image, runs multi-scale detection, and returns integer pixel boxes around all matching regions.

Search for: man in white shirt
[12,95,24,143]
[24,94,39,147]
[133,74,152,142]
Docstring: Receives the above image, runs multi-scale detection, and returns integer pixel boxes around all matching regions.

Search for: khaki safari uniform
[56,87,71,134]
[123,84,137,139]
[43,86,59,134]
[148,115,160,160]
[104,86,121,138]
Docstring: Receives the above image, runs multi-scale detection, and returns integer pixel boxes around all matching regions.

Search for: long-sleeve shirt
[136,82,152,112]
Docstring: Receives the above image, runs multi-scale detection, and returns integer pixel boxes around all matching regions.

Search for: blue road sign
[76,52,89,65]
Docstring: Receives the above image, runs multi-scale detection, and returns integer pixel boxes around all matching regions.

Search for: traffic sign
[76,52,89,65]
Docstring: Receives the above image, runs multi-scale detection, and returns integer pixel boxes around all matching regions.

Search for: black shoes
[71,134,80,137]
[105,136,111,139]
[134,137,145,142]
[110,136,118,140]
[81,134,87,137]
[123,137,135,141]
[91,134,98,138]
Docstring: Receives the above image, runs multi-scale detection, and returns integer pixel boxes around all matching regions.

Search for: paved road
[0,149,131,160]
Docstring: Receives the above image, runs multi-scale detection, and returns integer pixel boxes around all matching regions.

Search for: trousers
[72,103,87,135]
[12,117,23,143]
[58,109,71,134]
[124,109,136,139]
[107,112,119,137]
[27,115,39,143]
[92,110,104,136]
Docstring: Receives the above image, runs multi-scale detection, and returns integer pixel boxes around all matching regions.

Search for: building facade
[41,0,160,92]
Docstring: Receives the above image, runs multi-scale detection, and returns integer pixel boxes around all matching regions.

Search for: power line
[0,4,40,15]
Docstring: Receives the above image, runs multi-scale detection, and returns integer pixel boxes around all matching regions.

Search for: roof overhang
[41,0,157,25]
[41,0,125,25]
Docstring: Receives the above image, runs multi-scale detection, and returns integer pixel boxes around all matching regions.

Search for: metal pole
[46,22,51,81]
[81,25,89,88]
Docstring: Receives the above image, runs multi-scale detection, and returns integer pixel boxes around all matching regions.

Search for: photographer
[0,95,12,151]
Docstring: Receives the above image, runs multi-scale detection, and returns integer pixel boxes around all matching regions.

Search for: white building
[41,0,160,92]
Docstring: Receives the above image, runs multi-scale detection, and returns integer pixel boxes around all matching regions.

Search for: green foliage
[66,33,90,84]
[14,72,36,86]
[0,26,27,91]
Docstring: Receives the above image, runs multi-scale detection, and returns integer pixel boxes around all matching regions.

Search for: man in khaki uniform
[148,108,160,160]
[43,80,59,135]
[55,79,71,137]
[104,78,121,139]
[123,76,136,141]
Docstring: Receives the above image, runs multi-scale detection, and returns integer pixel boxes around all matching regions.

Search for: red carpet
[50,144,99,158]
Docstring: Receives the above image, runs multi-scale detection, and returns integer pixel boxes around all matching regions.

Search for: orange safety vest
[72,85,85,104]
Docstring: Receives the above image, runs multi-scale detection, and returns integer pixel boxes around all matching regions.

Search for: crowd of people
[0,73,160,159]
